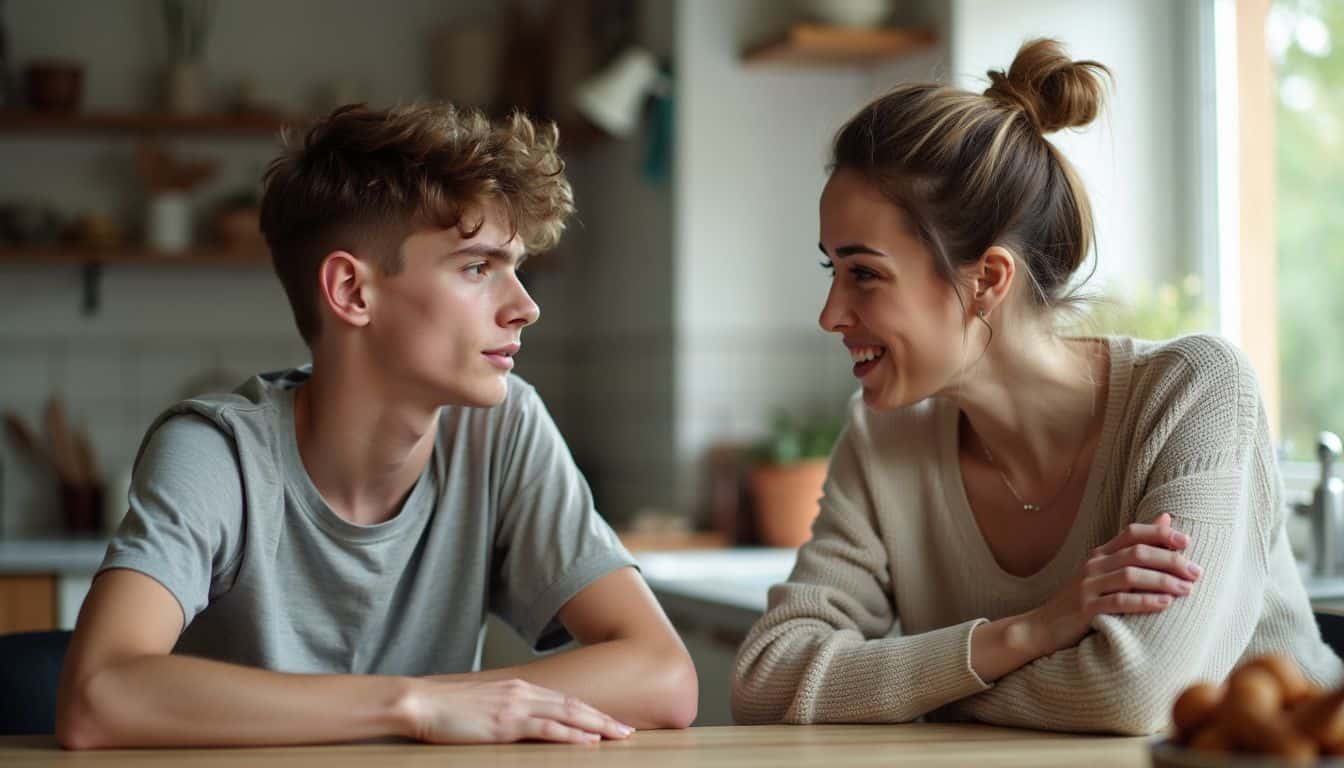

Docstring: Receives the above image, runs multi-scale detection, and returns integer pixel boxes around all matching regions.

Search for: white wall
[673,0,858,519]
[671,0,949,518]
[949,0,1200,296]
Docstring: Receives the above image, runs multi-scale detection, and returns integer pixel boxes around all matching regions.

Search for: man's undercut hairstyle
[260,103,575,345]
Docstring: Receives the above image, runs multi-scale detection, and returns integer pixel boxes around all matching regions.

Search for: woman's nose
[818,284,852,333]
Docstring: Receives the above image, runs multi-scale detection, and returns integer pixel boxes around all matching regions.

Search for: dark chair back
[0,630,72,735]
[1316,610,1344,660]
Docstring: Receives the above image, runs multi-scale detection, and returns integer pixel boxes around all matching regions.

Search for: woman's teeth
[849,346,885,363]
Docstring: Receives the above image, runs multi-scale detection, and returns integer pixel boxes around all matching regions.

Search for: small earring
[976,309,987,319]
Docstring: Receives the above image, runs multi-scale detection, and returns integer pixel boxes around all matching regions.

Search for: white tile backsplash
[130,345,209,426]
[0,347,51,402]
[0,326,299,534]
[58,346,126,405]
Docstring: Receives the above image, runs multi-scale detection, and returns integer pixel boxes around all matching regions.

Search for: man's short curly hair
[260,103,574,346]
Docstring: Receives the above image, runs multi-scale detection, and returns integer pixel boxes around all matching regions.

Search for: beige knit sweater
[732,334,1343,735]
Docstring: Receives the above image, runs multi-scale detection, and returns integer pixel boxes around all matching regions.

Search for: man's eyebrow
[817,242,890,259]
[450,243,527,266]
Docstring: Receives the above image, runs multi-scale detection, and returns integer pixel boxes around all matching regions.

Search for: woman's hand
[1028,512,1203,656]
[402,678,635,745]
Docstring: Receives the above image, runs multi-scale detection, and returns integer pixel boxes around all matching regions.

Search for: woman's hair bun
[983,38,1111,134]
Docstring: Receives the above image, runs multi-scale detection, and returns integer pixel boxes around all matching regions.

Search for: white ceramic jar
[146,192,192,254]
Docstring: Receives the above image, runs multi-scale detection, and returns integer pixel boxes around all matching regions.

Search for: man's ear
[317,251,373,329]
[965,245,1016,320]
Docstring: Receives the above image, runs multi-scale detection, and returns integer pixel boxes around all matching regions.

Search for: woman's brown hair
[260,103,574,346]
[831,38,1111,314]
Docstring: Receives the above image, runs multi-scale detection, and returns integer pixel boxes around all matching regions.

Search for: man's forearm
[431,637,698,729]
[59,653,414,749]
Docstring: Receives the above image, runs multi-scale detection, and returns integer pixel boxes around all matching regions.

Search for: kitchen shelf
[0,245,269,315]
[743,24,938,67]
[0,110,296,136]
[0,245,268,265]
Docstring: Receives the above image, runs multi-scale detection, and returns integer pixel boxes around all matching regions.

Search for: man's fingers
[539,696,634,740]
[522,717,602,744]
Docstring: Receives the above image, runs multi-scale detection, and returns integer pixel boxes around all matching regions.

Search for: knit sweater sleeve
[731,412,992,725]
[942,335,1275,735]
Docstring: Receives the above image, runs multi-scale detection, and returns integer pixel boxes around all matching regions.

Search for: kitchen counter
[0,539,108,631]
[636,548,795,637]
[0,538,107,574]
[5,538,1343,629]
[635,548,1344,635]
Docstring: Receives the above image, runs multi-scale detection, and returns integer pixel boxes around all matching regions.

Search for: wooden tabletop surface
[0,724,1151,767]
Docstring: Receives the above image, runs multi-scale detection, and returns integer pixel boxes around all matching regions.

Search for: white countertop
[635,548,797,635]
[632,549,1344,634]
[0,538,109,574]
[637,548,796,612]
[10,539,1341,624]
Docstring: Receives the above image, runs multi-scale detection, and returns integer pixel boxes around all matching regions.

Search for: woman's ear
[317,251,373,329]
[967,245,1016,320]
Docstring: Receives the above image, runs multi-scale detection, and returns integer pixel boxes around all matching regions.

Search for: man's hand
[402,677,635,744]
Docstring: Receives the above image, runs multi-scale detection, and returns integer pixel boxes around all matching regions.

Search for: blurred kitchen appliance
[1296,431,1344,578]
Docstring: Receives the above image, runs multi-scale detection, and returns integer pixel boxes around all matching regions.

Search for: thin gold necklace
[974,342,1105,513]
[980,436,1087,512]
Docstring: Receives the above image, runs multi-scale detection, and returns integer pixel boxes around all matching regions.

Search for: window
[1269,0,1344,461]
[1196,0,1343,482]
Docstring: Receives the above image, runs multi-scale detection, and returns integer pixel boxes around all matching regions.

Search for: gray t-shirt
[100,368,635,675]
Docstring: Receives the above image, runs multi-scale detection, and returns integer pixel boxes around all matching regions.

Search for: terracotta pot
[749,458,829,548]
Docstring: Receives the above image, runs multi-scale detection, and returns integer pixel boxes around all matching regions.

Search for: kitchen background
[0,0,1339,725]
[0,0,1222,537]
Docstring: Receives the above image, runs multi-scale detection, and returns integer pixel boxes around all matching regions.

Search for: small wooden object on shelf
[744,24,938,67]
[0,109,293,136]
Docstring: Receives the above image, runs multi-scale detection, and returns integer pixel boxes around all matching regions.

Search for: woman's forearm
[969,610,1052,683]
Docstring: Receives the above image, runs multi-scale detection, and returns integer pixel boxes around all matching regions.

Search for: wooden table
[0,724,1150,766]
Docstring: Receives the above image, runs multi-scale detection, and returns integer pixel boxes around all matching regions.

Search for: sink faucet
[1296,431,1344,577]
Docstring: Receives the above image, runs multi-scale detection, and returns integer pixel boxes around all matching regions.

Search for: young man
[55,104,697,749]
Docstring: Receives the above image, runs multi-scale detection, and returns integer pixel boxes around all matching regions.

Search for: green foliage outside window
[1081,275,1214,342]
[1273,0,1344,460]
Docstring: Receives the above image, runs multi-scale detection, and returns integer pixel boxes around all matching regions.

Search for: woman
[731,39,1342,735]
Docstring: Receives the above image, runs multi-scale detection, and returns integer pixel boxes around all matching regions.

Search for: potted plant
[748,413,841,548]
